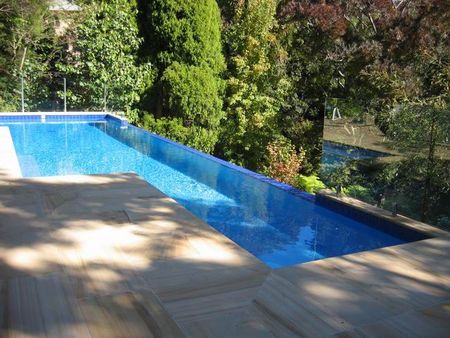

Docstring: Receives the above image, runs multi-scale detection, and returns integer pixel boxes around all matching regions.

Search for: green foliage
[325,98,365,121]
[382,156,450,226]
[388,154,450,223]
[384,98,449,221]
[281,104,323,174]
[344,185,375,204]
[276,3,344,174]
[320,154,450,227]
[0,0,55,111]
[160,63,224,128]
[279,0,449,225]
[387,100,450,154]
[322,162,357,192]
[158,62,224,152]
[219,0,290,170]
[296,175,326,194]
[142,112,220,153]
[142,114,189,145]
[145,0,225,73]
[57,0,153,120]
[140,0,225,152]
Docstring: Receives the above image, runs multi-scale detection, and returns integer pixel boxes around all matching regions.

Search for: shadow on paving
[0,169,449,337]
[0,170,272,337]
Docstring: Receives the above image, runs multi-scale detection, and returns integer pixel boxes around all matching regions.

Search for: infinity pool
[2,115,424,268]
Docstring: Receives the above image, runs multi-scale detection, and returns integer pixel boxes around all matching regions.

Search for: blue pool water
[3,118,420,268]
[321,140,389,169]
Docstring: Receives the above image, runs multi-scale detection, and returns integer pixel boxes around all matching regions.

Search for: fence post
[103,84,107,113]
[21,73,25,113]
[63,78,67,113]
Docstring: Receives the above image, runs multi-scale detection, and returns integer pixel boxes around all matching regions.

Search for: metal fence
[3,74,112,114]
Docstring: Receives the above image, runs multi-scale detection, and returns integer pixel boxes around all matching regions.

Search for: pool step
[0,126,22,178]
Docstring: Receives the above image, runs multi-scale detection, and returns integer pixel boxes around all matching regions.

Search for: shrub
[263,138,305,185]
[344,184,375,204]
[142,112,222,154]
[321,161,357,192]
[159,62,224,153]
[161,63,224,127]
[219,0,288,171]
[296,175,326,194]
[145,0,225,73]
[142,114,188,145]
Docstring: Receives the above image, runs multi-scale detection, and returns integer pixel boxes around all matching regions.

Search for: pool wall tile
[0,114,108,123]
[46,114,106,122]
[105,114,129,127]
[315,194,430,242]
[0,115,41,123]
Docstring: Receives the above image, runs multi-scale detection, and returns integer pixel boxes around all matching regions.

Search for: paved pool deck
[0,128,449,337]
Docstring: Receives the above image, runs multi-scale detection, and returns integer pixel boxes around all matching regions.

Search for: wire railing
[2,74,115,114]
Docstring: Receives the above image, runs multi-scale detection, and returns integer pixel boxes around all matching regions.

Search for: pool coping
[316,189,448,239]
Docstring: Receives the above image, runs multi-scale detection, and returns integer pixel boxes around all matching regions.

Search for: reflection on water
[321,140,389,169]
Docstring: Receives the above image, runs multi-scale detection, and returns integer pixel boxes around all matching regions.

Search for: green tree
[386,98,450,222]
[0,0,55,111]
[140,0,225,152]
[277,1,351,174]
[144,0,224,73]
[219,0,290,170]
[57,0,153,121]
[144,62,224,152]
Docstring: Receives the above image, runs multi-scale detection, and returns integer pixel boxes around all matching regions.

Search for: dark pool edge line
[315,189,447,240]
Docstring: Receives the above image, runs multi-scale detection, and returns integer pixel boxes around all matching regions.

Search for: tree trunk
[421,112,436,222]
